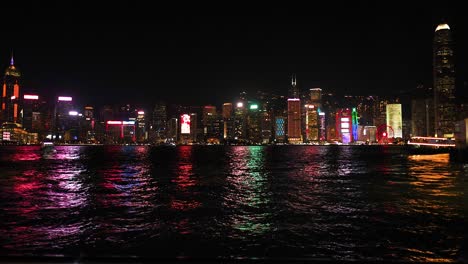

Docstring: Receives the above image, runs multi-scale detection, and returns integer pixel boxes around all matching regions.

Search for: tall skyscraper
[433,23,456,137]
[1,55,21,124]
[386,104,403,138]
[287,75,302,143]
[151,102,167,143]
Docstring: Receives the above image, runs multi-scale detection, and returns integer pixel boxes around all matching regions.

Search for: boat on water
[406,136,455,154]
[41,141,56,152]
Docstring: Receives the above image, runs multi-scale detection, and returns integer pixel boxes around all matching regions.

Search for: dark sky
[1,2,467,107]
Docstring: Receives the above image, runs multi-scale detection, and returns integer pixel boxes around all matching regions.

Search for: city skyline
[1,3,467,107]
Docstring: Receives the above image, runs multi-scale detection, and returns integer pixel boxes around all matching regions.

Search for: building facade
[433,23,456,137]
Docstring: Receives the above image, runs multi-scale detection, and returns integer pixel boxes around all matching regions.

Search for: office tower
[336,108,355,144]
[167,117,178,143]
[222,103,232,119]
[386,104,402,138]
[22,94,40,132]
[82,106,96,143]
[275,116,286,143]
[411,85,434,137]
[260,110,272,144]
[151,102,167,143]
[247,103,261,144]
[1,55,21,124]
[287,75,302,143]
[434,23,456,137]
[305,104,319,141]
[202,105,217,141]
[310,88,322,108]
[54,96,75,141]
[234,101,247,142]
[222,103,234,142]
[136,110,147,142]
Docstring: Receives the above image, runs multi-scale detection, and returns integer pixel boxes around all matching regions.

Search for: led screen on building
[181,114,191,134]
[386,104,402,138]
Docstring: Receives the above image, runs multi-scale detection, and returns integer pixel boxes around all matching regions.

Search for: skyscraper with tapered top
[433,22,456,138]
[1,54,21,124]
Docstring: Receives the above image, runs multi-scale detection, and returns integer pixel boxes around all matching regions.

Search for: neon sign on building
[181,114,191,134]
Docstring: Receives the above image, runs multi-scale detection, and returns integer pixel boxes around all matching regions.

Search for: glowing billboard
[58,96,72,101]
[24,94,39,100]
[181,114,191,134]
[107,121,122,125]
[386,104,402,138]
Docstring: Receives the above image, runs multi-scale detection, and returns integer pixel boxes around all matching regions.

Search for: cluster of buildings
[1,23,467,146]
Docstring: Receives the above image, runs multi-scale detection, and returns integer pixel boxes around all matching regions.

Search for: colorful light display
[181,114,191,134]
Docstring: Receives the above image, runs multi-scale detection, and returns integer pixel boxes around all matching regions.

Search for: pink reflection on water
[173,146,196,189]
[54,146,82,160]
[96,146,153,209]
[10,146,41,161]
[10,169,44,217]
[167,146,201,235]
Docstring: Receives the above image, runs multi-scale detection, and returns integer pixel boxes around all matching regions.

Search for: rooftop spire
[10,51,14,66]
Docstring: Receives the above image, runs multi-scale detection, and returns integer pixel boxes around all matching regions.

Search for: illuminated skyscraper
[386,104,402,138]
[222,103,232,119]
[336,108,353,144]
[433,23,456,137]
[287,75,302,143]
[1,55,21,124]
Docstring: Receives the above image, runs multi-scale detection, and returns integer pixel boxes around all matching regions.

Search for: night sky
[2,2,467,108]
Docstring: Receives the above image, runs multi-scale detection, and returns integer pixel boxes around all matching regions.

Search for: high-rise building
[287,98,302,143]
[386,104,403,138]
[202,105,217,140]
[82,106,96,143]
[287,75,302,144]
[310,88,322,108]
[167,117,178,143]
[151,102,167,143]
[222,103,233,119]
[305,104,319,141]
[136,110,147,142]
[275,116,286,143]
[336,108,356,144]
[234,101,247,142]
[22,94,40,132]
[433,23,456,138]
[247,102,262,144]
[54,96,75,141]
[1,55,21,124]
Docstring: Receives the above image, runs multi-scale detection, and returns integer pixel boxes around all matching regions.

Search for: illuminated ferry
[407,136,455,154]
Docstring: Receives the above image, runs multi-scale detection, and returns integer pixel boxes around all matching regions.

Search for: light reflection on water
[0,145,466,261]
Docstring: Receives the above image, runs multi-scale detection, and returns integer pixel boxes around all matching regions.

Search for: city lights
[58,96,72,101]
[24,94,39,100]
